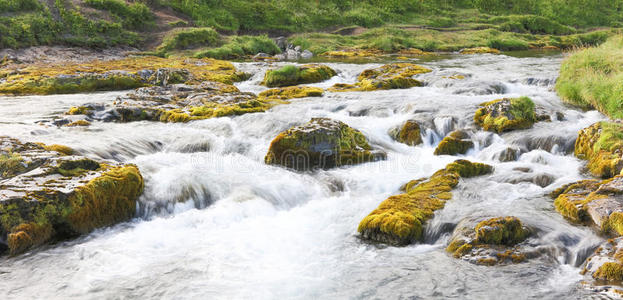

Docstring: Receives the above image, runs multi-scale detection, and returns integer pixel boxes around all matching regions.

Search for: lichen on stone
[262,64,336,87]
[265,118,385,171]
[328,63,431,92]
[434,130,473,156]
[474,97,537,133]
[358,160,493,246]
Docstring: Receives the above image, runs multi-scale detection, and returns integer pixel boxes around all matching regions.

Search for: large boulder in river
[358,160,493,246]
[261,64,336,87]
[265,118,386,171]
[0,137,144,255]
[446,216,536,265]
[434,130,473,155]
[552,176,623,235]
[575,121,623,178]
[328,63,431,92]
[474,97,537,133]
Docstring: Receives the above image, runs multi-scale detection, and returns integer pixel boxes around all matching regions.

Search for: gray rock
[274,37,287,51]
[286,49,300,60]
[274,54,286,61]
[301,50,313,60]
[253,53,272,61]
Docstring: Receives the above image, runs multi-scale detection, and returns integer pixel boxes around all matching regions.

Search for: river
[0,53,609,299]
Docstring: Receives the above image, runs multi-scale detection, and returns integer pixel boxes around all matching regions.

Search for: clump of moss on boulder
[446,216,532,265]
[358,160,492,246]
[262,64,336,87]
[583,238,623,283]
[265,118,386,171]
[459,47,501,54]
[575,121,623,178]
[474,97,537,133]
[390,120,422,146]
[258,86,323,100]
[434,130,473,155]
[0,138,144,255]
[328,63,431,92]
[552,175,623,236]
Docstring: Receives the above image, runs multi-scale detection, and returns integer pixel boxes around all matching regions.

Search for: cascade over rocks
[264,118,386,171]
[0,137,144,255]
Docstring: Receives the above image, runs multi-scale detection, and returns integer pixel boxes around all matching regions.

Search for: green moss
[67,106,92,115]
[258,86,323,100]
[594,262,623,281]
[553,179,601,222]
[156,27,221,54]
[575,122,623,178]
[329,63,430,92]
[65,120,91,127]
[396,120,422,146]
[358,159,493,246]
[434,130,473,156]
[193,35,281,60]
[42,144,74,155]
[262,64,336,88]
[55,158,100,177]
[474,97,536,133]
[460,47,501,54]
[475,217,528,246]
[0,152,26,178]
[605,212,623,236]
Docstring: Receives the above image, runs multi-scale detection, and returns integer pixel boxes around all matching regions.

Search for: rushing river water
[0,53,612,299]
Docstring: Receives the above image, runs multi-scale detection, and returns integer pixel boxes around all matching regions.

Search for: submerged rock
[264,118,386,171]
[328,63,431,92]
[575,121,623,178]
[474,97,537,133]
[0,137,144,255]
[358,160,493,246]
[261,64,336,87]
[68,81,277,123]
[390,120,423,146]
[434,130,473,156]
[446,216,536,265]
[552,176,623,235]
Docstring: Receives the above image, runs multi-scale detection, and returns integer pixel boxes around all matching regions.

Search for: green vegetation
[474,97,537,133]
[157,28,221,54]
[193,35,280,59]
[84,0,154,30]
[262,64,336,87]
[556,35,623,119]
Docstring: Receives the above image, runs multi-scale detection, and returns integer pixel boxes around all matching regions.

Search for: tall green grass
[194,35,281,59]
[556,35,623,119]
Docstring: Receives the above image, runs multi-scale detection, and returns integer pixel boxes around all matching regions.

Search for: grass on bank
[556,35,623,119]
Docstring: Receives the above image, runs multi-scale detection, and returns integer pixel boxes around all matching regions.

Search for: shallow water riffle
[0,53,610,299]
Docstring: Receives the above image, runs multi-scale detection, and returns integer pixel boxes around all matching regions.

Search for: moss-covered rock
[258,86,323,100]
[0,137,144,255]
[391,120,423,146]
[474,97,537,133]
[321,49,382,58]
[265,118,386,171]
[459,47,501,54]
[583,238,623,282]
[328,63,431,92]
[262,64,336,87]
[66,81,278,124]
[0,57,248,96]
[446,217,532,265]
[358,160,492,246]
[434,130,473,155]
[575,121,623,178]
[552,175,623,236]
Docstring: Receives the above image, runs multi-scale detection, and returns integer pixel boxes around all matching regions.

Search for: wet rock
[474,97,537,133]
[71,81,276,123]
[286,49,300,60]
[390,120,423,146]
[328,63,431,92]
[258,86,323,100]
[0,137,144,255]
[264,118,386,171]
[434,130,473,156]
[518,77,556,87]
[552,176,623,235]
[446,217,539,265]
[496,147,520,162]
[253,53,273,61]
[262,64,336,87]
[358,160,493,246]
[575,121,623,178]
[582,238,623,284]
[504,172,555,188]
[452,82,506,95]
[513,134,576,154]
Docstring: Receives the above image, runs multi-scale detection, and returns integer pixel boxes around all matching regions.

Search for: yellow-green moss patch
[258,86,323,100]
[329,63,431,92]
[460,47,501,54]
[474,97,537,133]
[575,121,623,178]
[434,130,473,156]
[262,64,336,87]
